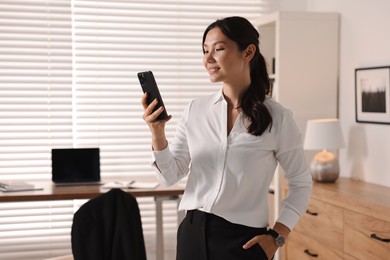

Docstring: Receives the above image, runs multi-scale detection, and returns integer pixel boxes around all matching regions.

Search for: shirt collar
[212,89,225,105]
[211,88,272,106]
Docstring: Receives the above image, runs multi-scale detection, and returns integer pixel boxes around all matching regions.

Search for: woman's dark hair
[202,16,272,136]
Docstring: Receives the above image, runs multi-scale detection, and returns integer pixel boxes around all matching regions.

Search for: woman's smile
[208,66,220,74]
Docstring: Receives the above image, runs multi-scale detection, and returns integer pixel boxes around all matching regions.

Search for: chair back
[71,189,147,260]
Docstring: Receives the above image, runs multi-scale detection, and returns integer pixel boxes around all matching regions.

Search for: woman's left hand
[242,234,278,260]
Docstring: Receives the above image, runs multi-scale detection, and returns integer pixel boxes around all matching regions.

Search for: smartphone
[137,71,168,120]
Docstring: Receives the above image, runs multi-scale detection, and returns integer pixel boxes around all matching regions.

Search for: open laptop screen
[51,148,100,184]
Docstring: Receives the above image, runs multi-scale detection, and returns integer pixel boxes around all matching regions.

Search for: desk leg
[154,195,182,260]
[155,196,164,260]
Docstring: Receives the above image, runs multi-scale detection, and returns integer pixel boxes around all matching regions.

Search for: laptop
[51,148,103,186]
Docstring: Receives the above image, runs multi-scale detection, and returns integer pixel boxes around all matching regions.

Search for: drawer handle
[306,209,318,216]
[370,233,390,243]
[304,249,318,257]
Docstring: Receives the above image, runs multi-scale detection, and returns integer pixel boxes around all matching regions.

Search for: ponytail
[241,47,273,136]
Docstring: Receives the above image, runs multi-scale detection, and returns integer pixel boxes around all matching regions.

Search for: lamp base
[310,151,340,183]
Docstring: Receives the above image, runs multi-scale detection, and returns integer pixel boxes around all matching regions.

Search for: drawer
[344,210,390,260]
[293,198,343,252]
[286,231,343,260]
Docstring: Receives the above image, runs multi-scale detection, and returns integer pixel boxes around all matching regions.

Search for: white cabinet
[252,12,340,260]
[253,11,339,132]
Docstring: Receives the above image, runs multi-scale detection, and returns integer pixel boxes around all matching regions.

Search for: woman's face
[203,27,247,84]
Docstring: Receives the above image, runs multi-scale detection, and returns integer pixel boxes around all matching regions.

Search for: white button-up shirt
[152,90,312,230]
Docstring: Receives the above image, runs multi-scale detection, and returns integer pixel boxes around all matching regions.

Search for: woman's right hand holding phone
[141,92,171,151]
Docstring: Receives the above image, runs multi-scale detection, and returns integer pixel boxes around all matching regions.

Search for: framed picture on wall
[355,66,390,124]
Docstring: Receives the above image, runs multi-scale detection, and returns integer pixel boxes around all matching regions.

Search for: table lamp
[303,119,345,182]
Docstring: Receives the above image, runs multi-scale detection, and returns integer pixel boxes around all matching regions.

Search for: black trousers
[176,210,269,260]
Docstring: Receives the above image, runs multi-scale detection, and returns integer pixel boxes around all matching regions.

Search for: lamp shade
[303,119,345,150]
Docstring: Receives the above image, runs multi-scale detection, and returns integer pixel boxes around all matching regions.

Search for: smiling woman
[142,16,312,260]
[0,0,266,259]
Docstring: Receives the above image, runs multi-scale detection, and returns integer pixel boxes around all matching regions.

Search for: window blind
[0,0,73,180]
[71,0,264,178]
[0,0,264,259]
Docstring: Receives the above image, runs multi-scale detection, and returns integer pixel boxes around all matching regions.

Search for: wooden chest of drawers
[284,178,390,260]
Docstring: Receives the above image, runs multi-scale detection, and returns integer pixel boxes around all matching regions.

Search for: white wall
[280,0,308,11]
[302,0,390,187]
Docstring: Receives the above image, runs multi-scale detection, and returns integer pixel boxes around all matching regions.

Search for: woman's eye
[216,48,224,51]
[203,50,209,54]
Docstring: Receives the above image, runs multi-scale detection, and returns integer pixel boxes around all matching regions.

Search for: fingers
[142,94,158,118]
[141,93,158,116]
[146,105,164,122]
[242,236,260,249]
[163,114,172,123]
[141,93,171,125]
[142,97,171,124]
[141,92,160,114]
[143,101,161,120]
[243,235,278,260]
[141,92,149,109]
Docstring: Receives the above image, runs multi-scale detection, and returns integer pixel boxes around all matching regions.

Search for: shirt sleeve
[275,110,313,230]
[151,101,192,186]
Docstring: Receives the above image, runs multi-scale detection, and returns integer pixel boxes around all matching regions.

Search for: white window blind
[0,0,73,180]
[71,0,264,178]
[0,0,264,259]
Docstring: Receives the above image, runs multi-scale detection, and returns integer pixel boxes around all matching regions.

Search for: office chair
[71,188,147,260]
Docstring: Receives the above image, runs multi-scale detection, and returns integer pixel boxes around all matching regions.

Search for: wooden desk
[0,178,185,260]
[0,178,184,202]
